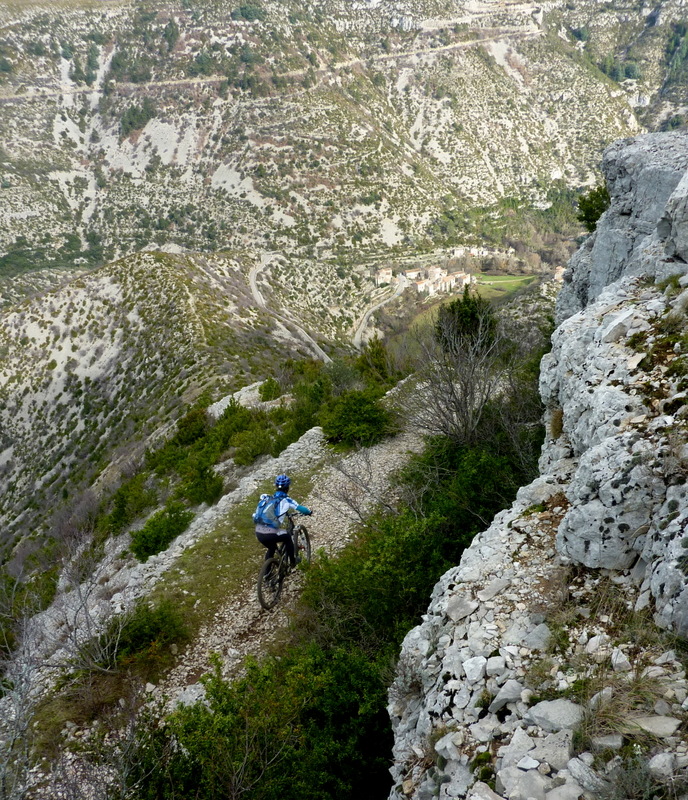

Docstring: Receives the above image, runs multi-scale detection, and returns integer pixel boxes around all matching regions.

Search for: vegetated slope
[1,0,681,294]
[0,250,321,562]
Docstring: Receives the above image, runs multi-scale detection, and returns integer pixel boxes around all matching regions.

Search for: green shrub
[130,503,194,561]
[259,376,282,401]
[105,473,157,534]
[132,646,392,800]
[435,286,496,354]
[121,97,156,137]
[231,426,272,465]
[320,390,397,446]
[174,408,210,446]
[179,465,224,505]
[577,184,610,232]
[115,600,188,668]
[85,599,189,676]
[231,3,266,20]
[129,427,534,799]
[354,336,398,387]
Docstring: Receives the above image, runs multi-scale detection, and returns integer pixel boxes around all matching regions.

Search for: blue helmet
[275,473,291,492]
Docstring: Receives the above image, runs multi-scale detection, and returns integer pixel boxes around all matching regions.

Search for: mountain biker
[254,473,312,567]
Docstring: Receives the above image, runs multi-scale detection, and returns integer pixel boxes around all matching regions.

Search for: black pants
[255,527,296,566]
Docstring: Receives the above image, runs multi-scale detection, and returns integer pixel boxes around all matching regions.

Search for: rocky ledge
[388,132,688,800]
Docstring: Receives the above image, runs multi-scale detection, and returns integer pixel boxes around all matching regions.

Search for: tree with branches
[398,288,544,469]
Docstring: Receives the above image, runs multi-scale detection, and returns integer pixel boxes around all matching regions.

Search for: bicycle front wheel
[295,526,311,563]
[257,557,283,609]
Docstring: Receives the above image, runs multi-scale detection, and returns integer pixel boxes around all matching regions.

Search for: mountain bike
[256,511,312,610]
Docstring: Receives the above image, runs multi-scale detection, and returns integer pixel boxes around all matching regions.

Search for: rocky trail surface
[155,428,424,706]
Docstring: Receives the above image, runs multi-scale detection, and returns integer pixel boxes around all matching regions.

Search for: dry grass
[525,571,688,761]
[550,407,564,439]
[573,661,674,753]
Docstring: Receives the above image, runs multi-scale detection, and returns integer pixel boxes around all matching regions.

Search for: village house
[426,266,448,281]
[375,267,393,286]
[438,275,455,293]
[415,279,435,294]
[414,270,476,295]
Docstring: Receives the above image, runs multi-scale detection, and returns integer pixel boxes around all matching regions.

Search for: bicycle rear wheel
[295,525,311,563]
[257,557,283,609]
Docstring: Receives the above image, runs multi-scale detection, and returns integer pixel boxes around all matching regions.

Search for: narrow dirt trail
[0,26,541,103]
[156,429,423,704]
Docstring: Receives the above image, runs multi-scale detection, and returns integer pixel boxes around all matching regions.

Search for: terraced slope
[1,0,684,294]
[0,250,330,556]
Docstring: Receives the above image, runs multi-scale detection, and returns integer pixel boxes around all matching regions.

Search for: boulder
[622,716,682,737]
[526,700,583,732]
[467,782,506,800]
[489,680,525,713]
[530,730,573,771]
[498,727,536,769]
[496,765,552,800]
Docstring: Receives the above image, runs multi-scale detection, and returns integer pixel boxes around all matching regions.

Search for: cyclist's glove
[296,505,312,515]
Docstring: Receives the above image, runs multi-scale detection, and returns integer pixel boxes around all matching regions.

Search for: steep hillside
[2,0,684,296]
[389,131,688,800]
[0,249,339,559]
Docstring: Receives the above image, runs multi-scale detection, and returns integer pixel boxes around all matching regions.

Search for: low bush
[320,390,398,446]
[231,425,273,465]
[121,97,156,137]
[178,465,224,505]
[105,473,157,534]
[130,503,194,561]
[132,645,392,800]
[258,376,282,401]
[115,599,189,669]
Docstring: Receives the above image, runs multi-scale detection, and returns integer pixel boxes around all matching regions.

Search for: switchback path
[352,275,408,349]
[248,254,332,363]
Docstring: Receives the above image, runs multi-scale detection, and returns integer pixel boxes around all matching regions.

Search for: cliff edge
[389,132,688,800]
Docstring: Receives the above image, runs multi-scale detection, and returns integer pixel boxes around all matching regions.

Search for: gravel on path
[156,430,424,706]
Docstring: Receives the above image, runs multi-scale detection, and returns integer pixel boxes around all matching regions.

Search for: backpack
[253,493,281,529]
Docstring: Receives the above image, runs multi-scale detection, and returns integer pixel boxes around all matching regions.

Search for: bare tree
[0,517,134,799]
[0,615,41,799]
[399,294,522,446]
[46,690,168,800]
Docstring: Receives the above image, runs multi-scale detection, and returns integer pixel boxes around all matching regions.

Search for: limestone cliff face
[388,132,688,800]
[557,132,688,322]
[547,131,688,633]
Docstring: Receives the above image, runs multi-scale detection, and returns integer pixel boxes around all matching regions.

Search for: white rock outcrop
[389,131,688,799]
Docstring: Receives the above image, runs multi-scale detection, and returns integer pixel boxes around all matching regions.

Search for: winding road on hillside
[352,275,408,349]
[248,255,332,363]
